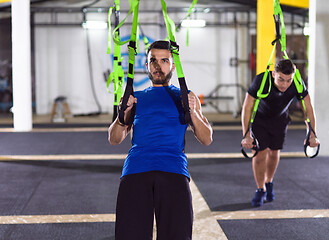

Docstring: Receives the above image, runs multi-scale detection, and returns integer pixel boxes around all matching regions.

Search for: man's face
[272,71,294,93]
[146,48,175,86]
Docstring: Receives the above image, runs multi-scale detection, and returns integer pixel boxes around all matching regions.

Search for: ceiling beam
[280,0,309,9]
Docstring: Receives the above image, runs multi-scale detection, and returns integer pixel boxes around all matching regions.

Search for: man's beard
[148,70,172,85]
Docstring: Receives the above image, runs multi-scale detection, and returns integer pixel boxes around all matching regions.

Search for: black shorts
[115,171,193,240]
[252,115,291,151]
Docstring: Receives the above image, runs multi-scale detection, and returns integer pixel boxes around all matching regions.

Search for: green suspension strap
[138,24,150,54]
[176,0,198,46]
[107,0,124,122]
[160,0,193,125]
[109,0,196,126]
[111,0,139,125]
[241,42,277,158]
[274,0,319,158]
[273,0,307,119]
[250,0,285,123]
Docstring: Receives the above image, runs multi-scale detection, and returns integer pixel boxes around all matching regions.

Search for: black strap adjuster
[128,41,137,55]
[169,40,179,52]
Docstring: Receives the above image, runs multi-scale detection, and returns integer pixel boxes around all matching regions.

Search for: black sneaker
[265,182,275,202]
[251,188,266,207]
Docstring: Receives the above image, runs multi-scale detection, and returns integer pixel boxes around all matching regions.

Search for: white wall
[35,15,112,114]
[309,0,329,156]
[34,8,251,115]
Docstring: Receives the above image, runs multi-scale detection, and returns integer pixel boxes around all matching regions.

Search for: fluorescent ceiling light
[181,19,206,28]
[82,21,107,29]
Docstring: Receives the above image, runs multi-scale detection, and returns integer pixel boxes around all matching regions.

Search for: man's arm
[302,94,320,147]
[188,91,213,146]
[108,95,137,145]
[241,92,256,149]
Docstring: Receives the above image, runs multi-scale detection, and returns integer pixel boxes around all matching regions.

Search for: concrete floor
[1,111,325,240]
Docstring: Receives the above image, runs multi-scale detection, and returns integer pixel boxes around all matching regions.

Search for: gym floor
[0,113,328,240]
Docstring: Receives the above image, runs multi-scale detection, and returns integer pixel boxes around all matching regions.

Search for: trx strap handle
[304,119,320,158]
[241,127,259,159]
[241,96,261,159]
[161,0,192,125]
[294,70,320,158]
[115,0,139,125]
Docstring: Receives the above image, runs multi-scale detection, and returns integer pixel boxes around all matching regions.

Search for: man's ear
[271,71,275,78]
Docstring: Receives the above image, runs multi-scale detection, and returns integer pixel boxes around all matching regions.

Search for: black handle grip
[304,122,320,158]
[241,127,259,159]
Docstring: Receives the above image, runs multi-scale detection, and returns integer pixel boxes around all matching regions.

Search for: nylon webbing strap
[273,0,309,123]
[117,0,139,125]
[112,0,137,46]
[107,0,124,122]
[178,0,198,46]
[107,7,113,55]
[160,0,192,125]
[109,0,196,126]
[138,24,150,54]
[273,0,286,53]
[250,41,276,124]
[276,0,319,156]
[251,0,295,123]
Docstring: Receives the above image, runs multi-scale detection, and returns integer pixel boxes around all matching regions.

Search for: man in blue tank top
[108,40,213,240]
[241,59,320,207]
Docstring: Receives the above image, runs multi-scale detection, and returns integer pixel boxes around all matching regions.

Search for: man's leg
[251,149,268,207]
[265,149,280,183]
[154,172,193,240]
[115,173,154,240]
[252,148,268,190]
[264,149,280,201]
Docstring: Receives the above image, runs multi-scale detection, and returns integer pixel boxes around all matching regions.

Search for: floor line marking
[190,179,228,240]
[1,209,328,225]
[213,209,329,220]
[0,124,305,133]
[0,128,108,133]
[0,214,116,224]
[0,152,305,161]
[0,154,127,161]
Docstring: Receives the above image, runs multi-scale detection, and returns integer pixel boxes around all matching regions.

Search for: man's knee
[268,149,280,160]
[253,149,268,163]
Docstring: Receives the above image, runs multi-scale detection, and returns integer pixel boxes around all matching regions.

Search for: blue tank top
[121,85,189,178]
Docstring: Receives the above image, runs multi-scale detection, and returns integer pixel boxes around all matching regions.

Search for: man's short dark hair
[275,59,296,75]
[147,40,171,55]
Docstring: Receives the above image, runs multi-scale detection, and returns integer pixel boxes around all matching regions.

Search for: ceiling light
[82,21,107,29]
[181,19,206,28]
